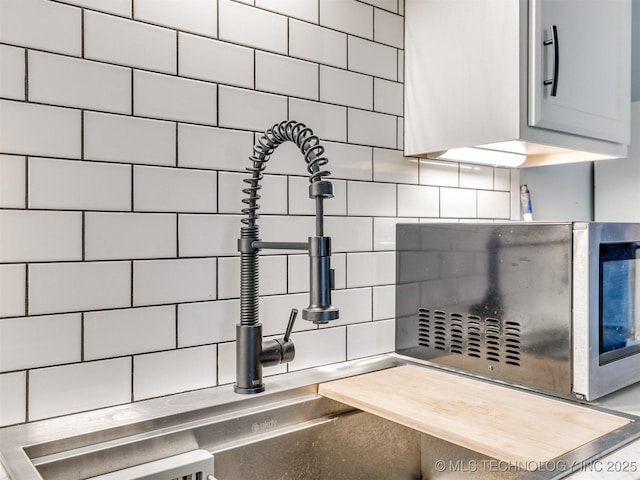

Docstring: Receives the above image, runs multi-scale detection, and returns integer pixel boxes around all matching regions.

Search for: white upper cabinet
[405,0,632,167]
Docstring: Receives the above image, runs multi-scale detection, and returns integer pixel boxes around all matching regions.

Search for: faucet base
[234,384,265,394]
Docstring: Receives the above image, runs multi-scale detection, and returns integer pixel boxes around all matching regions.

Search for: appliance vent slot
[418,309,521,366]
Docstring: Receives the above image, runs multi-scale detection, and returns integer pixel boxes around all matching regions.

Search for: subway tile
[178,300,238,347]
[134,165,216,213]
[397,117,404,150]
[319,0,372,39]
[288,252,346,293]
[289,19,347,69]
[348,36,397,81]
[346,251,395,288]
[218,86,288,132]
[259,215,316,247]
[347,180,396,216]
[0,155,25,208]
[85,11,176,74]
[29,158,131,211]
[217,257,238,299]
[374,78,403,116]
[260,139,310,177]
[374,8,403,48]
[319,66,372,110]
[419,159,459,187]
[259,293,310,336]
[29,262,131,315]
[134,258,216,306]
[0,372,26,426]
[329,287,373,326]
[29,51,131,114]
[0,314,81,372]
[459,164,494,190]
[217,342,235,385]
[289,326,346,371]
[85,212,176,260]
[494,168,511,191]
[0,100,81,158]
[29,358,131,420]
[217,255,288,299]
[257,0,318,23]
[59,0,132,16]
[84,305,175,360]
[179,33,253,89]
[84,112,176,166]
[440,187,477,218]
[289,98,347,143]
[325,216,372,252]
[0,210,82,262]
[347,319,395,360]
[0,264,25,318]
[134,71,217,125]
[372,284,395,320]
[397,184,439,217]
[398,49,404,83]
[256,52,319,100]
[477,190,511,219]
[373,147,418,184]
[0,44,24,100]
[133,345,216,400]
[178,124,253,171]
[0,0,81,55]
[348,109,396,149]
[373,217,418,251]
[178,214,241,257]
[135,0,217,37]
[288,176,347,216]
[359,0,398,13]
[219,0,287,54]
[218,171,287,215]
[323,141,372,181]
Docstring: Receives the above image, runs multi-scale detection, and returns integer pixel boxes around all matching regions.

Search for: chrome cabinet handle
[543,25,559,96]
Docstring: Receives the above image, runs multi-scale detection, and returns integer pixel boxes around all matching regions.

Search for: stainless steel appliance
[396,222,640,401]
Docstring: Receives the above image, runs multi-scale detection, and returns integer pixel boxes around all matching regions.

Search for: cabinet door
[528,0,631,144]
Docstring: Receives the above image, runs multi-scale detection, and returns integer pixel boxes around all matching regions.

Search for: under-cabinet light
[428,147,527,168]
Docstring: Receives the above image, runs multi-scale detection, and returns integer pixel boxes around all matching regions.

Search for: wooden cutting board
[318,365,631,468]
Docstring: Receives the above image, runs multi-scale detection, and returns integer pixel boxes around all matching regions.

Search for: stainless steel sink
[1,356,638,480]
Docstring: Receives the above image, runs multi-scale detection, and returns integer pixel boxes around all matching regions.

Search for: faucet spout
[234,121,340,394]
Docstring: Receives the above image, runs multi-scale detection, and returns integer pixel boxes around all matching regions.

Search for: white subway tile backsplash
[0,264,25,318]
[372,284,395,320]
[0,372,26,426]
[494,168,511,191]
[219,0,287,55]
[85,11,177,74]
[218,86,288,132]
[373,217,417,251]
[420,159,460,187]
[29,262,131,315]
[319,0,373,39]
[459,164,494,190]
[327,287,372,325]
[261,140,310,176]
[289,326,346,371]
[178,214,240,257]
[256,52,319,100]
[29,51,131,114]
[374,9,403,48]
[360,0,398,13]
[374,78,403,116]
[178,300,238,347]
[0,44,25,100]
[0,314,81,372]
[216,342,235,385]
[84,305,175,360]
[179,33,253,89]
[0,0,81,55]
[325,216,372,252]
[0,100,81,158]
[397,184,439,217]
[477,190,511,219]
[348,36,397,81]
[134,71,217,125]
[346,251,395,288]
[135,0,217,37]
[397,49,404,83]
[348,109,396,149]
[134,258,216,306]
[29,158,131,211]
[58,0,132,16]
[178,124,253,171]
[322,141,372,181]
[0,155,26,208]
[289,19,347,69]
[0,210,82,262]
[85,212,176,260]
[219,255,289,299]
[320,66,372,110]
[259,215,316,246]
[29,358,131,420]
[440,187,477,218]
[373,147,417,184]
[134,165,216,213]
[217,257,239,299]
[259,292,310,336]
[257,0,318,23]
[347,180,396,216]
[219,171,287,215]
[347,319,394,360]
[133,345,216,400]
[289,99,347,143]
[84,112,176,166]
[397,116,404,150]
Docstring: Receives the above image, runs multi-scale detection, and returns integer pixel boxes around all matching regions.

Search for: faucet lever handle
[284,308,298,342]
